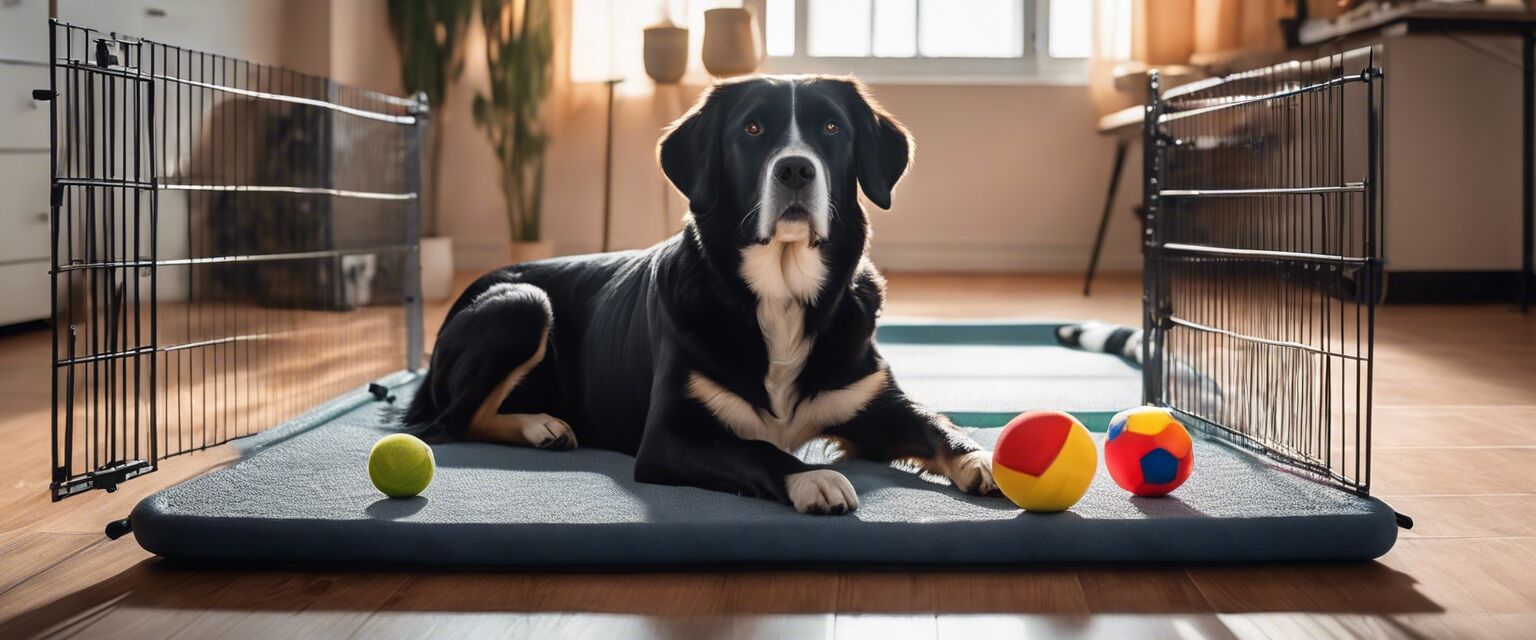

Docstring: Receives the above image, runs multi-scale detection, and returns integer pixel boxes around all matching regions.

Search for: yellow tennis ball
[368,433,435,498]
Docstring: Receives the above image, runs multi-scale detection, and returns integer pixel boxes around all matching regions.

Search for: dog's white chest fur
[687,234,886,453]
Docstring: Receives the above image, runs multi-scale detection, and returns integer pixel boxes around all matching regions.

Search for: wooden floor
[2,273,1534,639]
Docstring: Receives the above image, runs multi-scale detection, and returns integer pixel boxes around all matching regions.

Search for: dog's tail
[400,372,443,437]
[1055,320,1143,366]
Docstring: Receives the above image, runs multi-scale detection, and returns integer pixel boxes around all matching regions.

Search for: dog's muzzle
[758,155,826,247]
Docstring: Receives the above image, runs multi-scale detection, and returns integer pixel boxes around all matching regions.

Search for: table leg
[1084,140,1130,297]
[1523,32,1533,312]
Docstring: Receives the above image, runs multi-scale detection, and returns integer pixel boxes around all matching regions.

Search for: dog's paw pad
[786,469,858,515]
[522,414,577,450]
[951,451,998,496]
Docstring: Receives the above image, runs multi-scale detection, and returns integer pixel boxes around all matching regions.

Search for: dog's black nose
[773,156,816,190]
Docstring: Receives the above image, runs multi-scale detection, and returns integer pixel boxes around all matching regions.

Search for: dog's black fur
[404,76,992,513]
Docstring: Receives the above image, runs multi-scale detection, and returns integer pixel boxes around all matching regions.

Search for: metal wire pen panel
[1143,47,1384,494]
[46,21,426,500]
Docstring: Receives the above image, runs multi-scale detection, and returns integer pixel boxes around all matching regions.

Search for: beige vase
[644,22,689,84]
[508,240,556,264]
[702,8,762,77]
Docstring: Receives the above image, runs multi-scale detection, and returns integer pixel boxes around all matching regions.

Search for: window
[748,0,1094,83]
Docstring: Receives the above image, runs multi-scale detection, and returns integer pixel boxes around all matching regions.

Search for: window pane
[766,0,795,57]
[807,0,872,58]
[1047,0,1092,59]
[872,0,917,58]
[917,0,1023,58]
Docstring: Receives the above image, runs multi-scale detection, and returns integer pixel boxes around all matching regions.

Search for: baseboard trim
[1385,270,1534,304]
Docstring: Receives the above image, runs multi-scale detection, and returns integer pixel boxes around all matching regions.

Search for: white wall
[56,0,289,65]
[452,78,1144,274]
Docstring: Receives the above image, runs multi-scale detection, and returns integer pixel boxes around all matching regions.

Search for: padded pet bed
[130,322,1398,565]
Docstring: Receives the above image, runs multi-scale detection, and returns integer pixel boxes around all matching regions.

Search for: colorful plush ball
[1104,406,1194,497]
[992,410,1098,512]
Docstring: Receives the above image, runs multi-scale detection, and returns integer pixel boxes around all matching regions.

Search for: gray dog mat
[130,323,1398,566]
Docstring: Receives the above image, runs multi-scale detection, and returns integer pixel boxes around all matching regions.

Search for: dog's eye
[744,121,762,136]
[823,121,840,135]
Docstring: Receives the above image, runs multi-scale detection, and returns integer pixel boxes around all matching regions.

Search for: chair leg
[1084,141,1130,296]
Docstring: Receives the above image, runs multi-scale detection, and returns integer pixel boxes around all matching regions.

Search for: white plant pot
[420,236,455,302]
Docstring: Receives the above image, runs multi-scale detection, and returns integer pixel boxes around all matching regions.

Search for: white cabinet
[0,0,51,326]
[0,154,49,262]
[0,61,48,149]
[0,261,48,326]
[0,0,50,62]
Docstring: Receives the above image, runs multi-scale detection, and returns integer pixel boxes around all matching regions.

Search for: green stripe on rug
[944,410,1118,432]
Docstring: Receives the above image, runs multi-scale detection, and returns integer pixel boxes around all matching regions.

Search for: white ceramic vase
[420,236,455,302]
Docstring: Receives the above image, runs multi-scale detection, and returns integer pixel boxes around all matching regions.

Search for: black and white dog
[404,75,996,514]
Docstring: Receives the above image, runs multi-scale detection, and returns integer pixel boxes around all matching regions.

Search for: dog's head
[658,75,912,248]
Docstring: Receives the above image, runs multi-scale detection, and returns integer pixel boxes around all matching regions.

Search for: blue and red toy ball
[1104,406,1194,497]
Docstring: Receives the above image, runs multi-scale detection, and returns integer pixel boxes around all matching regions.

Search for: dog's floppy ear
[657,85,726,213]
[844,80,913,210]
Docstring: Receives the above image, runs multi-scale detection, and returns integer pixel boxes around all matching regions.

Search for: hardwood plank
[1220,613,1536,640]
[1371,448,1536,497]
[928,571,1088,614]
[0,539,150,637]
[0,533,97,596]
[834,614,938,640]
[836,572,937,614]
[378,572,727,615]
[353,612,530,640]
[1186,561,1442,615]
[1371,406,1536,449]
[1372,538,1536,615]
[936,613,1236,640]
[1383,613,1536,639]
[720,571,840,613]
[1386,495,1536,539]
[1077,569,1211,614]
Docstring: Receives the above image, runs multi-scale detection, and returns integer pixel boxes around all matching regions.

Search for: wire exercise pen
[1143,48,1385,496]
[39,19,1387,515]
[44,21,426,500]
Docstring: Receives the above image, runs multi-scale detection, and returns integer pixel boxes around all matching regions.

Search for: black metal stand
[1084,141,1130,296]
[600,79,619,253]
[1523,32,1533,313]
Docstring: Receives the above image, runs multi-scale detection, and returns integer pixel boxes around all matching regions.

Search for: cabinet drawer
[0,260,49,326]
[0,61,48,150]
[0,153,50,262]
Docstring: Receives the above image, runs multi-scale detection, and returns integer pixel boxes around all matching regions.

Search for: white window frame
[743,0,1088,85]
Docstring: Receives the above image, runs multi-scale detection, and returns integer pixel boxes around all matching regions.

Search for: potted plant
[475,0,555,263]
[387,0,475,301]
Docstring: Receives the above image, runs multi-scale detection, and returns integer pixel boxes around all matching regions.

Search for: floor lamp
[572,0,624,252]
[600,78,620,252]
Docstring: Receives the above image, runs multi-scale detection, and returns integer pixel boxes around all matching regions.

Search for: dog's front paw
[786,469,859,515]
[949,451,999,496]
[519,414,578,450]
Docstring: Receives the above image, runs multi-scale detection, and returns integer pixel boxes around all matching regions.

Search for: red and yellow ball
[1104,406,1194,497]
[991,410,1098,512]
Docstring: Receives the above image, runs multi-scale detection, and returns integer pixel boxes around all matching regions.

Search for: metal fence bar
[1160,183,1365,198]
[162,184,417,201]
